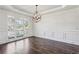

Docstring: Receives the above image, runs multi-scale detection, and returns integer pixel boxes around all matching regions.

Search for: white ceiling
[0,5,79,16]
[11,5,61,14]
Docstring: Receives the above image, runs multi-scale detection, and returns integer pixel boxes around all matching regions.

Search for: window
[8,16,15,39]
[8,15,29,39]
[15,19,25,37]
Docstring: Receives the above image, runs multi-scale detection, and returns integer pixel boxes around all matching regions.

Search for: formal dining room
[0,5,79,54]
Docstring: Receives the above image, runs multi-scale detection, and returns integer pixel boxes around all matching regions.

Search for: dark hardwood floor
[0,36,79,54]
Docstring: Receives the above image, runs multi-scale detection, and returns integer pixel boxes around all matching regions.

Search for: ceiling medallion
[32,5,41,23]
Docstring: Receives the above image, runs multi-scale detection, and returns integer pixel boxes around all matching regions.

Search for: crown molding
[0,5,79,17]
[40,6,79,16]
[8,5,63,16]
[5,5,33,17]
[40,6,63,15]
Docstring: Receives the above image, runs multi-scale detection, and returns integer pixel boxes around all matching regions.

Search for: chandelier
[32,5,41,23]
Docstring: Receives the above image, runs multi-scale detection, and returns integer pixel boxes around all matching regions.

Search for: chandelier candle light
[32,5,41,23]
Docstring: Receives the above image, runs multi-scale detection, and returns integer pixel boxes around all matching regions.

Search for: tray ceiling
[11,5,61,14]
[0,5,79,16]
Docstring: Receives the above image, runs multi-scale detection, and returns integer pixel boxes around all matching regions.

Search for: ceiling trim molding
[40,6,66,15]
[1,5,78,17]
[7,6,33,17]
[1,5,64,17]
[11,5,34,15]
[8,5,63,16]
[41,6,79,16]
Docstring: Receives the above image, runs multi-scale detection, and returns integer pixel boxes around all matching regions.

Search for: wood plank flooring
[0,36,79,54]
